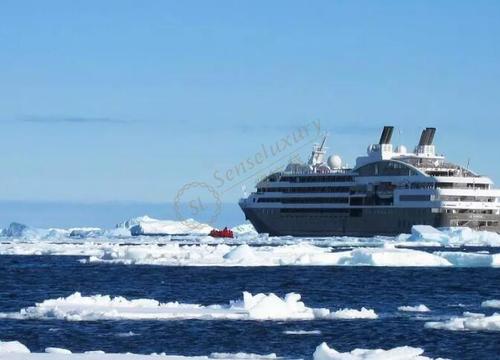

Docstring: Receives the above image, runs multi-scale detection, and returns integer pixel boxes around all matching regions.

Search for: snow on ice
[0,291,377,322]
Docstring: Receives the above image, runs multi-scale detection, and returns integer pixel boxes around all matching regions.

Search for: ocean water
[1,255,499,359]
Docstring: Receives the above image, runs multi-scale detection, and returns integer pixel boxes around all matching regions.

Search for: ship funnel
[378,126,394,145]
[418,127,437,146]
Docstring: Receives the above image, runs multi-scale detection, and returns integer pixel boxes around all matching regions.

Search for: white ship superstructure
[239,126,500,236]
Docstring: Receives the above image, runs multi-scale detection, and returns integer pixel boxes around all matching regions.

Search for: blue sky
[1,0,500,206]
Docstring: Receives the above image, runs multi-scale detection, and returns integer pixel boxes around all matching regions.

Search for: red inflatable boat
[209,227,234,238]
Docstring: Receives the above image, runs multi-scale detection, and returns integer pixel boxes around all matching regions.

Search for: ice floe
[404,225,500,247]
[0,339,279,359]
[282,330,321,335]
[0,291,377,322]
[328,307,378,319]
[313,342,441,360]
[481,299,500,308]
[398,305,431,312]
[86,243,455,267]
[433,251,500,267]
[45,347,73,354]
[425,312,500,331]
[0,340,31,354]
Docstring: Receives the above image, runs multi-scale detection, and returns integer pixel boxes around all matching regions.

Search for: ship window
[400,195,431,201]
[350,209,363,217]
[356,161,417,177]
[258,197,348,204]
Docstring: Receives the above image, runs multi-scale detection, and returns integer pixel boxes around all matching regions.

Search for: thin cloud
[20,115,129,125]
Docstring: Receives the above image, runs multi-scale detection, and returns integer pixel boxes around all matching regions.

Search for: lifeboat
[209,227,234,238]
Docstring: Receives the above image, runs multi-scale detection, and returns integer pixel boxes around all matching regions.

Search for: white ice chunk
[231,223,258,236]
[328,307,378,319]
[441,227,500,247]
[434,252,496,267]
[398,305,431,312]
[283,330,321,335]
[313,342,436,360]
[340,247,451,267]
[425,312,500,331]
[482,300,500,308]
[409,226,449,243]
[0,340,31,354]
[46,347,73,354]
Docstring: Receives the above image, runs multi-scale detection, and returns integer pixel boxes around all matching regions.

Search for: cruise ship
[239,126,500,236]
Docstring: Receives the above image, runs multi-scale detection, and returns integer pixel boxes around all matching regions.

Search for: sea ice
[0,291,377,322]
[86,243,455,267]
[425,312,500,331]
[398,305,431,312]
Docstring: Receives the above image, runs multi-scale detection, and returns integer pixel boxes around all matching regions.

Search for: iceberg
[121,216,213,236]
[0,222,33,237]
[69,227,103,238]
[0,291,376,322]
[408,225,449,244]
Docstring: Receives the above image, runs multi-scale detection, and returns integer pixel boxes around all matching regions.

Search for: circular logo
[174,182,222,231]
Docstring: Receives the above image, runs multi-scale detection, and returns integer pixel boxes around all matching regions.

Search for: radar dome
[395,145,407,154]
[327,155,342,169]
